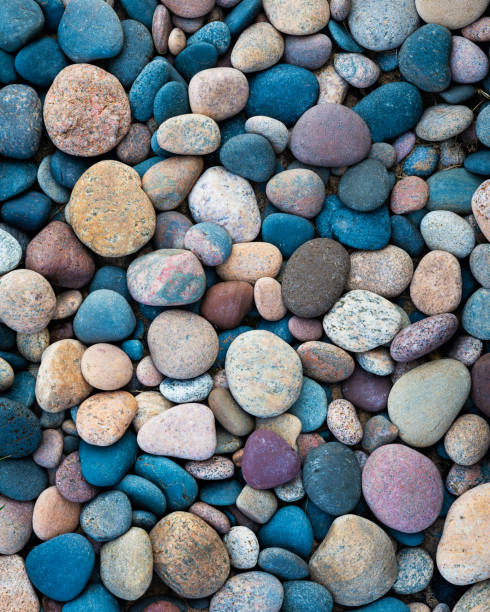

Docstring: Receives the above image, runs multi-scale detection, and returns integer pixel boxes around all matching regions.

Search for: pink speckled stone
[44,64,131,157]
[0,495,33,554]
[390,176,429,214]
[390,313,459,362]
[297,433,326,463]
[327,399,363,445]
[254,277,286,322]
[342,367,392,412]
[185,455,235,480]
[266,169,325,218]
[77,391,137,446]
[152,5,172,54]
[136,356,164,387]
[55,451,98,503]
[288,316,323,341]
[462,17,490,42]
[32,429,63,469]
[450,36,489,84]
[393,132,416,162]
[189,502,231,534]
[362,444,443,533]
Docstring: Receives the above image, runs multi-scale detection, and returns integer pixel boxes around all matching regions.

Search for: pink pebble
[394,131,416,162]
[462,17,490,42]
[450,36,489,84]
[288,316,323,341]
[33,429,63,469]
[136,355,164,387]
[390,176,429,214]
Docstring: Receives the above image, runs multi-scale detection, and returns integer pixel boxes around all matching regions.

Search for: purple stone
[341,367,391,412]
[390,313,459,362]
[241,429,301,490]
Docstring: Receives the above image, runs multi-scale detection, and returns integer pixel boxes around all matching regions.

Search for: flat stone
[414,0,490,29]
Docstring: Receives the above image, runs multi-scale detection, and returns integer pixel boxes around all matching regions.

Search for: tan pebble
[444,414,490,466]
[232,448,243,467]
[152,4,172,54]
[390,176,429,214]
[327,399,363,445]
[32,429,63,469]
[188,68,249,121]
[16,328,50,362]
[315,63,348,104]
[255,413,302,447]
[231,22,284,72]
[408,604,430,612]
[52,290,83,319]
[452,579,490,612]
[136,356,163,388]
[288,316,323,341]
[0,496,33,554]
[471,178,490,241]
[32,486,80,540]
[0,357,14,391]
[415,0,490,30]
[208,387,254,436]
[189,502,231,534]
[168,28,186,55]
[142,156,203,211]
[133,391,173,432]
[76,391,137,446]
[263,0,330,35]
[213,369,229,389]
[156,114,221,155]
[217,242,282,283]
[0,555,40,612]
[81,343,133,390]
[254,277,286,321]
[236,485,278,524]
[410,250,462,315]
[297,341,355,383]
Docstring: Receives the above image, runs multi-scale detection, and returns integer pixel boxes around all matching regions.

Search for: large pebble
[347,246,413,297]
[76,391,137,446]
[410,250,462,314]
[263,0,329,35]
[390,313,458,362]
[420,210,475,257]
[450,36,489,83]
[444,414,490,466]
[142,156,203,211]
[81,343,133,390]
[156,114,220,155]
[414,0,490,29]
[0,84,42,160]
[0,555,39,612]
[32,486,80,541]
[0,495,33,554]
[210,571,284,612]
[416,104,474,142]
[189,68,249,121]
[334,53,380,88]
[231,23,285,73]
[216,242,282,283]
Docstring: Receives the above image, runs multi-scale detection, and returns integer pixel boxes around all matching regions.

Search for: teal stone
[14,37,68,87]
[327,20,363,52]
[50,151,91,190]
[188,21,231,55]
[175,42,218,81]
[0,49,16,84]
[63,436,79,454]
[199,479,242,506]
[1,190,51,232]
[120,0,157,29]
[387,527,424,547]
[246,64,319,127]
[402,145,438,178]
[257,316,294,344]
[440,85,476,104]
[216,325,253,367]
[303,499,335,540]
[130,57,170,122]
[259,506,314,558]
[116,474,167,516]
[353,82,423,142]
[427,168,483,213]
[106,19,154,89]
[0,398,41,458]
[134,156,163,178]
[0,351,27,371]
[80,490,132,542]
[289,377,328,432]
[79,431,138,487]
[261,213,315,258]
[2,370,36,406]
[0,0,44,53]
[356,597,410,612]
[338,159,391,211]
[224,0,261,37]
[476,104,490,147]
[121,339,144,360]
[282,580,333,612]
[258,548,309,580]
[132,509,157,530]
[393,548,433,594]
[440,487,455,517]
[0,323,14,350]
[377,51,398,72]
[135,454,198,510]
[63,583,119,612]
[40,410,65,428]
[462,289,490,340]
[399,24,451,92]
[154,81,189,125]
[26,533,95,602]
[220,133,276,182]
[36,0,64,32]
[0,457,47,501]
[151,131,171,157]
[89,266,130,300]
[465,151,490,175]
[0,161,36,201]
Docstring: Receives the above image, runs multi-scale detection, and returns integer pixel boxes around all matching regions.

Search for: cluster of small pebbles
[0,0,489,610]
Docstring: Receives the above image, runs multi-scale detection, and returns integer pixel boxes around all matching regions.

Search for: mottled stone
[142,156,203,211]
[347,246,413,298]
[116,122,151,165]
[217,242,282,283]
[450,36,489,84]
[334,53,380,88]
[56,452,98,503]
[444,414,490,466]
[185,455,235,480]
[159,373,213,404]
[462,17,490,42]
[0,555,39,612]
[52,290,83,320]
[136,356,164,388]
[327,399,362,445]
[32,429,63,469]
[76,391,137,446]
[236,485,278,524]
[421,211,475,258]
[410,250,462,315]
[210,571,284,612]
[315,63,349,105]
[153,211,193,250]
[0,228,21,274]
[245,116,289,153]
[416,104,474,142]
[362,414,398,453]
[415,0,490,30]
[453,579,490,612]
[390,314,459,362]
[0,495,33,554]
[390,176,428,214]
[133,391,173,432]
[393,547,434,594]
[471,179,490,241]
[448,334,483,367]
[156,114,220,155]
[32,486,80,540]
[297,341,354,383]
[224,526,259,568]
[81,343,133,390]
[152,5,172,54]
[263,0,329,35]
[189,68,249,121]
[357,348,394,376]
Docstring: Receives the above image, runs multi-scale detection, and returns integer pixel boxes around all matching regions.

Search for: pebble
[416,104,474,142]
[201,280,253,329]
[428,168,482,214]
[32,486,80,541]
[245,116,288,153]
[133,392,172,432]
[156,113,220,155]
[315,64,349,105]
[209,571,284,612]
[327,399,363,445]
[0,228,21,274]
[414,0,490,30]
[410,251,462,314]
[259,505,313,557]
[450,35,489,83]
[80,489,132,542]
[190,501,231,533]
[357,347,394,376]
[236,485,278,524]
[231,22,284,73]
[362,414,398,453]
[471,179,490,241]
[0,84,42,160]
[333,53,380,88]
[217,241,282,282]
[0,495,33,554]
[56,451,98,503]
[184,222,232,266]
[309,514,397,606]
[224,526,260,568]
[453,579,490,611]
[0,555,40,612]
[79,430,138,487]
[369,142,397,168]
[444,414,490,466]
[342,366,392,412]
[189,68,248,121]
[137,356,164,387]
[32,429,63,469]
[153,211,193,249]
[220,133,276,182]
[448,334,483,366]
[393,548,434,594]
[288,317,323,342]
[254,277,286,321]
[283,33,332,70]
[390,314,459,362]
[0,357,14,391]
[421,211,475,258]
[160,374,212,404]
[266,169,325,218]
[347,246,413,297]
[81,343,133,390]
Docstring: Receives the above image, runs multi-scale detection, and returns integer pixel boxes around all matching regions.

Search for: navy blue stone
[50,151,91,189]
[2,371,36,407]
[106,19,154,89]
[40,409,65,428]
[188,21,231,55]
[120,0,157,29]
[0,161,36,201]
[79,431,138,487]
[259,506,313,558]
[130,57,170,122]
[132,509,158,530]
[399,24,452,92]
[257,316,294,344]
[63,435,79,454]
[175,42,218,82]
[338,159,390,211]
[402,145,439,178]
[135,454,198,510]
[327,20,363,52]
[121,339,144,360]
[154,81,189,125]
[356,598,410,612]
[0,351,27,371]
[289,377,327,433]
[134,156,163,178]
[216,326,253,367]
[390,215,424,257]
[199,479,242,506]
[35,0,65,31]
[14,36,67,87]
[282,580,333,612]
[116,474,167,516]
[0,457,47,500]
[427,168,483,214]
[303,441,361,516]
[224,0,261,37]
[89,266,130,299]
[0,0,44,53]
[80,490,132,542]
[0,398,41,458]
[58,0,123,63]
[74,289,136,344]
[0,84,41,159]
[220,133,276,182]
[405,208,427,228]
[440,85,476,104]
[464,151,490,176]
[0,49,17,84]
[376,51,398,72]
[262,213,314,258]
[1,191,51,232]
[26,533,95,602]
[354,82,423,142]
[63,583,119,612]
[258,548,309,580]
[246,64,319,127]
[0,323,14,350]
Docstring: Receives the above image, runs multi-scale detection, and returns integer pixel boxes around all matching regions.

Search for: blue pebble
[440,487,456,517]
[0,457,47,500]
[40,409,65,428]
[121,339,144,361]
[354,82,423,142]
[317,195,391,250]
[130,57,170,122]
[63,435,79,454]
[50,151,91,189]
[132,509,158,530]
[440,85,476,104]
[257,315,294,344]
[409,310,426,323]
[0,0,44,52]
[289,377,327,432]
[137,303,165,321]
[35,0,64,31]
[0,323,14,350]
[405,208,427,228]
[282,580,333,612]
[461,262,479,303]
[259,506,314,558]
[14,36,67,87]
[0,49,16,84]
[63,583,119,612]
[2,370,36,407]
[0,222,28,253]
[220,133,276,182]
[302,499,335,540]
[89,266,129,298]
[175,42,218,81]
[133,156,163,178]
[188,21,231,55]
[219,115,247,146]
[135,454,198,510]
[437,439,451,460]
[327,20,363,52]
[79,431,138,487]
[0,161,36,201]
[0,84,42,159]
[154,81,189,125]
[0,398,41,458]
[387,527,424,547]
[1,191,51,232]
[464,151,490,176]
[246,64,319,127]
[0,351,27,371]
[427,168,483,214]
[74,289,136,344]
[37,155,70,204]
[150,131,170,157]
[399,24,451,92]
[261,213,314,258]
[390,215,424,257]
[131,318,145,340]
[462,289,490,340]
[199,479,242,506]
[80,490,132,542]
[476,104,490,147]
[258,547,309,580]
[26,533,95,602]
[116,474,167,516]
[106,19,154,89]
[339,159,390,211]
[224,0,261,37]
[355,597,410,612]
[58,0,123,63]
[403,145,439,178]
[216,326,253,367]
[376,51,398,72]
[120,0,157,28]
